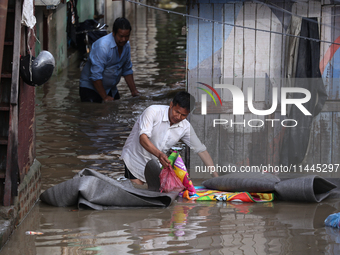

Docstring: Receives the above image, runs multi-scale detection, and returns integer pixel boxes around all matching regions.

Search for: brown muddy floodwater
[2,2,340,255]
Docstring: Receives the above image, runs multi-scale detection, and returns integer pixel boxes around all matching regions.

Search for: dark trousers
[79,87,120,103]
[124,160,162,191]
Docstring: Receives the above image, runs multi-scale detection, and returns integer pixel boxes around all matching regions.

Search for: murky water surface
[2,1,340,254]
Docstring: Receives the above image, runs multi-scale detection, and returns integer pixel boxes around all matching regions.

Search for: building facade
[186,0,340,178]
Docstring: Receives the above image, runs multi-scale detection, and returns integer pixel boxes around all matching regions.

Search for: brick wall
[16,160,41,223]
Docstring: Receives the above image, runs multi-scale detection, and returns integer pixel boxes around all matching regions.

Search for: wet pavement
[2,1,340,254]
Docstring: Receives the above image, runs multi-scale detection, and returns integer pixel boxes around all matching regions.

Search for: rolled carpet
[202,172,337,203]
[40,168,178,210]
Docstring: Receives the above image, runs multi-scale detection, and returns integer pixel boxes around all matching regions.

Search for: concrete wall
[48,3,68,74]
[34,7,44,56]
[77,0,95,22]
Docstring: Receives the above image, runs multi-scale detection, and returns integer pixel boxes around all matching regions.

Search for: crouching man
[120,91,218,190]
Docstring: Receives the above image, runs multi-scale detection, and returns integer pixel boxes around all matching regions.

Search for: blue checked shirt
[79,33,133,96]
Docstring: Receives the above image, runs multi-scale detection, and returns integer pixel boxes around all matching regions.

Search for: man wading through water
[79,17,139,103]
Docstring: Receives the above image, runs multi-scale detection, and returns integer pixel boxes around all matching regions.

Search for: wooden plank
[199,4,218,178]
[244,3,259,166]
[233,3,245,166]
[0,0,9,84]
[198,4,213,79]
[269,111,285,166]
[232,1,244,95]
[328,6,340,100]
[0,106,9,111]
[4,105,16,205]
[308,1,321,18]
[220,3,238,169]
[321,100,340,112]
[320,112,332,167]
[269,6,283,80]
[219,113,235,169]
[0,73,12,78]
[255,3,270,88]
[189,114,207,178]
[4,0,21,206]
[303,117,316,165]
[268,5,282,166]
[293,1,308,17]
[222,3,236,81]
[187,4,199,99]
[312,114,322,164]
[0,136,8,145]
[187,4,202,177]
[332,112,340,177]
[243,3,255,79]
[231,114,243,165]
[10,0,21,105]
[213,4,223,84]
[253,4,272,166]
[212,4,223,167]
[319,5,333,82]
[271,0,290,167]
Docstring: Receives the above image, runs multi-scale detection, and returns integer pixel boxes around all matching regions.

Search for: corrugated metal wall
[187,0,340,178]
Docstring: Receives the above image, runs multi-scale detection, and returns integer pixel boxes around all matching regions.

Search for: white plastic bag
[21,0,36,29]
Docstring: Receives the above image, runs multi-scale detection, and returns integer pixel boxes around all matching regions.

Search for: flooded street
[1,1,340,254]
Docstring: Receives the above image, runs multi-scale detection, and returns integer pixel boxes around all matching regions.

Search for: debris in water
[25,231,44,235]
[77,154,115,160]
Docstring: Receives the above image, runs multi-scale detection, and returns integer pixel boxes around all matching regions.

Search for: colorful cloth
[168,152,196,196]
[180,186,274,203]
[167,152,274,203]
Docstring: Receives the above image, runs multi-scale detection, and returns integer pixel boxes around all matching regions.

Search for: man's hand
[124,74,139,98]
[103,95,114,102]
[131,90,140,97]
[157,152,171,168]
[93,80,113,102]
[140,134,170,168]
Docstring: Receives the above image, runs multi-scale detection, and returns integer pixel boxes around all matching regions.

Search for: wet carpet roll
[202,172,337,203]
[40,168,178,210]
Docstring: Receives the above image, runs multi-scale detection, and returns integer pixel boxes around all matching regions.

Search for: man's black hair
[112,17,132,34]
[172,91,196,112]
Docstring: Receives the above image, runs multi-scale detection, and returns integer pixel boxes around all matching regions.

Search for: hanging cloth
[21,0,36,29]
[280,17,328,166]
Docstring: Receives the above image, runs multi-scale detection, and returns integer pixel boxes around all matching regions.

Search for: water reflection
[2,199,340,254]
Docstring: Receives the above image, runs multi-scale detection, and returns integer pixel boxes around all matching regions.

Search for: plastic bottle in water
[325,212,340,228]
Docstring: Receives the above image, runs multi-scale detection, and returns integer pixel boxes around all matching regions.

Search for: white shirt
[120,105,206,182]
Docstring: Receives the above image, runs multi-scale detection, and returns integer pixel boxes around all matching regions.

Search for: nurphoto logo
[198,83,312,128]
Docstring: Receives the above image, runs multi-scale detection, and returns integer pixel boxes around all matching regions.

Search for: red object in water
[159,165,185,193]
[25,231,44,235]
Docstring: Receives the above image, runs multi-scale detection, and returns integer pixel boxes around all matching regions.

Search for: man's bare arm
[139,134,170,168]
[93,80,113,102]
[124,74,139,97]
[198,150,219,177]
